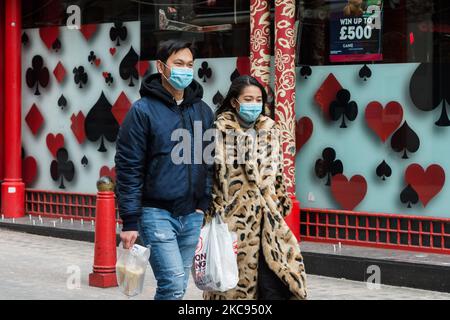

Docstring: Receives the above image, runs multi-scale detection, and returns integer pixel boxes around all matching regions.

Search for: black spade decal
[119,47,139,87]
[390,121,420,159]
[376,160,392,181]
[400,184,419,208]
[58,94,67,109]
[359,64,372,81]
[300,66,312,79]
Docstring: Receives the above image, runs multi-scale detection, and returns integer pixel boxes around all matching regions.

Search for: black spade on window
[315,147,344,186]
[376,160,392,181]
[329,89,358,128]
[81,156,89,167]
[359,64,372,81]
[390,121,420,159]
[198,61,212,82]
[22,32,29,46]
[52,38,61,52]
[26,55,50,96]
[85,91,119,152]
[119,47,139,87]
[213,91,224,107]
[73,66,88,88]
[400,184,419,208]
[300,66,312,79]
[50,148,75,189]
[410,63,450,127]
[110,22,128,46]
[58,94,67,109]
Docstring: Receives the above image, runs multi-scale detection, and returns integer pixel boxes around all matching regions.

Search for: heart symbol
[22,157,37,185]
[110,48,116,56]
[331,174,367,210]
[39,26,59,50]
[405,164,445,207]
[295,117,313,153]
[100,166,116,182]
[79,24,98,41]
[102,72,109,79]
[365,101,403,142]
[46,133,65,158]
[94,58,101,67]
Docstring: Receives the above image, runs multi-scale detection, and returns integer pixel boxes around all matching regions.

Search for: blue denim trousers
[138,207,204,300]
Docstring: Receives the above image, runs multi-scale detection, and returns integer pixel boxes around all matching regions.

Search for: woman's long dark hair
[215,75,268,118]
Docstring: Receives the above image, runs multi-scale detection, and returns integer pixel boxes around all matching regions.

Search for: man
[115,39,214,300]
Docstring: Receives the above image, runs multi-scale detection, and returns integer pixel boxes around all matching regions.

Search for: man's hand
[120,231,138,249]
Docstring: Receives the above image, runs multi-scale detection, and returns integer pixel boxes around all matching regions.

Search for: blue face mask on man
[238,101,263,123]
[161,61,194,90]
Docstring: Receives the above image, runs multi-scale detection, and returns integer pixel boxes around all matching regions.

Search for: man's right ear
[156,60,164,74]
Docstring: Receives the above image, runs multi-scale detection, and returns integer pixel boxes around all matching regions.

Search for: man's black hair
[156,39,197,63]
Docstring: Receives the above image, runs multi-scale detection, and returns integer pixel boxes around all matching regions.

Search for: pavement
[1,229,450,300]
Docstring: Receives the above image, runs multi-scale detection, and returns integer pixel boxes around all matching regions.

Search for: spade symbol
[26,55,50,96]
[88,51,97,65]
[300,66,312,79]
[400,184,419,208]
[81,156,89,167]
[315,147,344,186]
[390,121,420,159]
[198,61,212,82]
[119,47,139,87]
[73,66,88,88]
[329,89,358,128]
[359,64,372,81]
[376,160,392,181]
[50,148,75,189]
[230,69,240,82]
[85,92,120,152]
[22,32,29,46]
[52,38,61,52]
[213,91,224,107]
[58,94,67,109]
[410,63,450,127]
[110,22,128,46]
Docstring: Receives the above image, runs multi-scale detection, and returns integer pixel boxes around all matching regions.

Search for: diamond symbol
[112,92,132,125]
[25,104,44,136]
[314,73,343,119]
[53,61,66,83]
[70,112,86,144]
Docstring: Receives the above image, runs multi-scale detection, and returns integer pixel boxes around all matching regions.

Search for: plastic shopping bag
[192,215,239,292]
[116,242,150,297]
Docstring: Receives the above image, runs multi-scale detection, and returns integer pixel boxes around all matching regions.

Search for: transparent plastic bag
[116,242,150,297]
[192,215,239,292]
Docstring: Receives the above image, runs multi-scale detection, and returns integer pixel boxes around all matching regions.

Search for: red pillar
[1,0,25,218]
[274,0,300,240]
[0,1,5,182]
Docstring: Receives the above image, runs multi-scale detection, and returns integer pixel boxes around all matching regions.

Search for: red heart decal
[39,26,59,50]
[295,117,313,153]
[110,48,116,56]
[46,133,65,158]
[79,24,98,41]
[365,101,403,143]
[102,72,109,79]
[331,174,367,211]
[100,166,116,182]
[405,164,445,207]
[22,157,37,186]
[95,58,101,67]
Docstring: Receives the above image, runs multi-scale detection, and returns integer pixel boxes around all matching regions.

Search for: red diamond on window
[71,112,86,144]
[314,73,343,120]
[53,61,66,83]
[136,60,150,77]
[112,92,132,125]
[25,104,44,136]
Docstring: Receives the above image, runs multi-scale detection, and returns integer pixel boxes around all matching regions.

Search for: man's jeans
[138,207,204,300]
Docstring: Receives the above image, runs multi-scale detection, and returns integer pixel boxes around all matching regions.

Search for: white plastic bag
[192,215,239,292]
[116,242,150,297]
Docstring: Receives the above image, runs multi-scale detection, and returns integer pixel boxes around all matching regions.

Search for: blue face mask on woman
[238,101,263,123]
[161,61,194,90]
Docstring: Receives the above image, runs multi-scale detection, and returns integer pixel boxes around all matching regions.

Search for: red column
[274,0,300,240]
[250,0,271,93]
[0,1,5,182]
[1,0,25,218]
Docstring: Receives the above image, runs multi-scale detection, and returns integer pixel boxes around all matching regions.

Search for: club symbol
[315,147,344,186]
[58,94,67,110]
[300,66,312,79]
[376,160,392,181]
[400,184,419,208]
[26,55,50,96]
[329,89,358,128]
[50,148,75,189]
[88,51,97,65]
[359,64,372,81]
[110,22,128,46]
[198,61,212,82]
[73,66,88,88]
[390,121,420,159]
[103,72,114,86]
[410,63,450,127]
[119,46,139,87]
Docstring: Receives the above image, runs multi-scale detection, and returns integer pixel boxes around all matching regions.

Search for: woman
[204,75,307,300]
